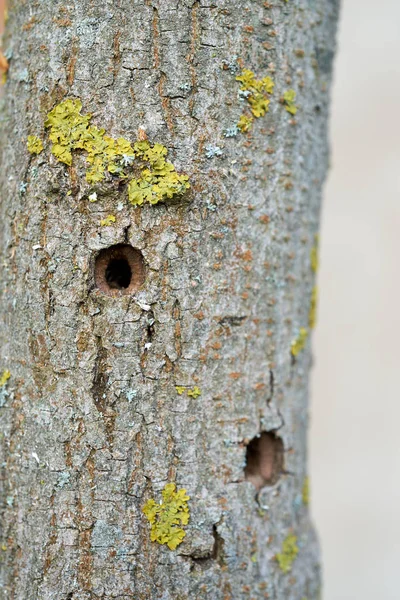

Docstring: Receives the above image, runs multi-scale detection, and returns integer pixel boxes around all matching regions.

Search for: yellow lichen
[0,370,10,387]
[175,386,201,398]
[235,68,274,132]
[43,99,190,205]
[27,136,44,155]
[310,234,319,273]
[302,476,310,505]
[100,215,116,227]
[128,141,190,206]
[237,114,254,133]
[187,386,201,398]
[283,89,298,115]
[276,534,299,573]
[309,286,318,329]
[291,327,308,356]
[143,483,190,550]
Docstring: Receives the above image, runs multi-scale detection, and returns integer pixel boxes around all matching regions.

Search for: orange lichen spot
[211,341,222,350]
[53,17,72,27]
[193,311,205,320]
[241,250,253,261]
[22,16,38,31]
[229,372,242,380]
[263,41,274,51]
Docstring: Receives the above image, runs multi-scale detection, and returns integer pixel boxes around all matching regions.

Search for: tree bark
[0,1,338,598]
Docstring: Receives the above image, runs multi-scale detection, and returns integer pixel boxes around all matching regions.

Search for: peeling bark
[0,0,338,598]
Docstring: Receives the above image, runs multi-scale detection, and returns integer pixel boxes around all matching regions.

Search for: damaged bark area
[0,0,338,598]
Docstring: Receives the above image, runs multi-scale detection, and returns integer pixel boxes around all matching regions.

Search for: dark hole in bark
[244,431,284,490]
[94,244,145,296]
[105,258,132,289]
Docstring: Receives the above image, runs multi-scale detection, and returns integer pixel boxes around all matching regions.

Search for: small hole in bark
[94,244,145,296]
[244,431,284,490]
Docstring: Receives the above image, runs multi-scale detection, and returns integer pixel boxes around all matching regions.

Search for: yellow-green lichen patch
[291,327,308,357]
[27,136,44,155]
[237,114,254,133]
[310,234,319,273]
[127,141,190,206]
[276,534,299,573]
[175,386,201,398]
[282,89,298,115]
[235,68,274,133]
[302,476,310,505]
[143,483,190,550]
[100,215,116,227]
[309,286,318,329]
[0,370,10,387]
[42,99,190,205]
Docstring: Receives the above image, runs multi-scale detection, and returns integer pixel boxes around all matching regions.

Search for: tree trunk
[0,1,338,598]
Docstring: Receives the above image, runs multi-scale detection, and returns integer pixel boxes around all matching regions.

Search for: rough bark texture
[0,1,338,598]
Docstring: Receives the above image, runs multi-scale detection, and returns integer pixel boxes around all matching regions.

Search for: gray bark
[0,0,338,598]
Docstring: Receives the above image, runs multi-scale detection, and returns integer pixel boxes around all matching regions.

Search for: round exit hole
[94,244,145,296]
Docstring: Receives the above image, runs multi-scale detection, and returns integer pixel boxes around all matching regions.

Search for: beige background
[310,0,400,598]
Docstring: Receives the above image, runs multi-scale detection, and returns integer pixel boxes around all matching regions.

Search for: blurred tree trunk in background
[0,1,338,598]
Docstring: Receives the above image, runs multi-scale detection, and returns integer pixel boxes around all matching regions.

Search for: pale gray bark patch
[0,0,338,598]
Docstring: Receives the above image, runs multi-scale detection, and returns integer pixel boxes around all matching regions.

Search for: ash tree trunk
[0,0,338,598]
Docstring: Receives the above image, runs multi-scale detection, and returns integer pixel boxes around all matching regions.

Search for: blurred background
[310,0,400,598]
[1,0,399,598]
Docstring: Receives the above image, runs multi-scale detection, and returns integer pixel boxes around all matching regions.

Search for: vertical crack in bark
[268,368,274,405]
[189,523,225,567]
[67,40,79,87]
[91,336,116,446]
[140,310,155,375]
[152,7,175,133]
[152,8,161,69]
[158,72,175,134]
[91,337,108,414]
[173,298,182,361]
[77,448,96,592]
[42,495,58,578]
[112,30,122,80]
[212,523,225,566]
[187,0,200,117]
